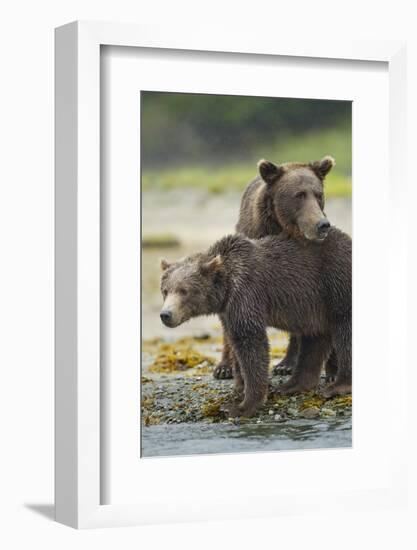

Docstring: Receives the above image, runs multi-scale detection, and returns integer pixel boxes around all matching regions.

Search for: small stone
[287,407,298,417]
[321,408,336,417]
[274,414,282,421]
[268,409,274,415]
[257,419,262,424]
[301,406,320,419]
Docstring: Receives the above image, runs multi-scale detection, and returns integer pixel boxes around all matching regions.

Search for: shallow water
[141,417,352,458]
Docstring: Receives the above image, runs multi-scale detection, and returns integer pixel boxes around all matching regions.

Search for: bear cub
[214,155,337,381]
[160,228,352,417]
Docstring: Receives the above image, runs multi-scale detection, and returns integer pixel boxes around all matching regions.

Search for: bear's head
[159,254,223,327]
[257,156,335,242]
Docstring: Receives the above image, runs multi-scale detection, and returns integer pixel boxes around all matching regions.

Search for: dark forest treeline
[141,92,351,168]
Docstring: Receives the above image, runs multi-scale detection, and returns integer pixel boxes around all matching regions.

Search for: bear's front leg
[225,321,269,417]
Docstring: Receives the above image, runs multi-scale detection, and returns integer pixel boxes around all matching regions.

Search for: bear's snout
[160,310,173,326]
[316,218,330,239]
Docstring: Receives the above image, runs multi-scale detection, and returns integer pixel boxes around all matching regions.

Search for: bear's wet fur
[160,228,352,417]
[236,156,334,240]
[214,156,337,380]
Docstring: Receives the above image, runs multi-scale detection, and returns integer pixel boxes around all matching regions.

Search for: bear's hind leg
[213,328,234,380]
[224,341,244,397]
[325,349,338,382]
[277,335,331,395]
[272,334,300,376]
[322,323,351,398]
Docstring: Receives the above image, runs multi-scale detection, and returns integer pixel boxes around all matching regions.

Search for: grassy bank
[142,126,352,197]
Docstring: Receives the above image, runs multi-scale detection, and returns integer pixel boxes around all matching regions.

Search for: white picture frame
[55,21,407,529]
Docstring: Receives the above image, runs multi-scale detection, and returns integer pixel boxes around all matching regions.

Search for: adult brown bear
[160,227,351,417]
[213,156,338,381]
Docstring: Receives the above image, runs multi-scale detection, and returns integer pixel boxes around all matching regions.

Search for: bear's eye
[178,287,188,296]
[162,289,168,299]
[295,191,306,200]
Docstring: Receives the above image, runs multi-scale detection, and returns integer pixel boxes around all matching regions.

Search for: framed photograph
[55,21,407,528]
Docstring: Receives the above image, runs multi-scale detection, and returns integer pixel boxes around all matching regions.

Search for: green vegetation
[148,341,215,374]
[142,233,181,248]
[142,91,351,196]
[141,335,352,426]
[142,92,351,166]
[142,126,352,197]
[201,396,228,419]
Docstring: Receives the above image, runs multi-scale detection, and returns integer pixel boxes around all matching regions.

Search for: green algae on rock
[269,345,287,359]
[149,343,216,374]
[201,397,228,419]
[141,336,352,426]
[142,233,181,248]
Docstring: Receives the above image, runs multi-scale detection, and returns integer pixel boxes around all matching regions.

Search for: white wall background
[0,1,416,548]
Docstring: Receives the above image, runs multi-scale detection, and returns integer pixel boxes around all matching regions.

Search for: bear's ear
[257,159,284,185]
[310,156,335,179]
[201,255,222,275]
[160,258,171,271]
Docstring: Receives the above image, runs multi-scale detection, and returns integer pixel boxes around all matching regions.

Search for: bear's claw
[275,379,313,395]
[213,363,233,380]
[221,401,257,418]
[321,382,352,399]
[221,402,241,417]
[272,362,294,376]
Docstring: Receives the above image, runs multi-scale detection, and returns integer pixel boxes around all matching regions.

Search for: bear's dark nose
[160,310,172,324]
[316,219,330,236]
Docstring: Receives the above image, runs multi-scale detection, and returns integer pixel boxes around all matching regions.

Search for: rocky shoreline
[141,334,352,427]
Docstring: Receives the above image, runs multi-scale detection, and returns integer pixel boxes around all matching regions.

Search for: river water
[141,417,352,457]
